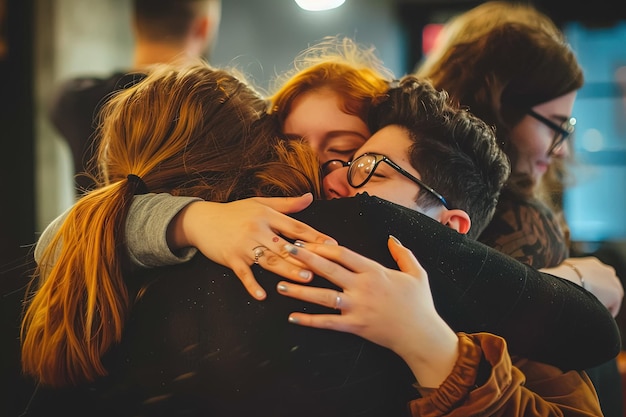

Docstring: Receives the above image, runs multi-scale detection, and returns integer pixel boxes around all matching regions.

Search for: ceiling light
[295,0,346,12]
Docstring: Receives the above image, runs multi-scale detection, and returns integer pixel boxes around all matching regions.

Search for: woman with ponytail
[21,62,322,388]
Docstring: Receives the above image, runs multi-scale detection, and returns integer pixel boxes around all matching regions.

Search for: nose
[323,167,353,199]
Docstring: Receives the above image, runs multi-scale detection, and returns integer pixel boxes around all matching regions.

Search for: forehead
[533,91,577,117]
[356,125,413,159]
[283,89,367,133]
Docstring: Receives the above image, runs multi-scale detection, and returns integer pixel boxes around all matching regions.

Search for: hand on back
[276,236,459,387]
[168,193,336,300]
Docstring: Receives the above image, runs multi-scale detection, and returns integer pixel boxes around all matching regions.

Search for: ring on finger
[253,246,268,264]
[334,292,343,310]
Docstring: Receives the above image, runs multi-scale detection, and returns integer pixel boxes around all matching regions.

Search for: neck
[132,41,202,69]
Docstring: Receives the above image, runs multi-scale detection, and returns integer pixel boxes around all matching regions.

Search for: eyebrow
[283,130,370,141]
[324,130,370,140]
[548,114,570,123]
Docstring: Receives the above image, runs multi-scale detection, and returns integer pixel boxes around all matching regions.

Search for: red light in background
[422,23,444,55]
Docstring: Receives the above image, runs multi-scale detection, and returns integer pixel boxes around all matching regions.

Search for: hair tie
[127,174,148,195]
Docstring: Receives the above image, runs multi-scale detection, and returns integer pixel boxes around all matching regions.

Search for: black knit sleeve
[292,194,620,371]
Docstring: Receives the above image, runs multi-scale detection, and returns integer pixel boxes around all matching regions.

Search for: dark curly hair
[369,76,510,238]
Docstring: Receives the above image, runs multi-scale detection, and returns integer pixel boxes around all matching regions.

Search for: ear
[192,16,210,40]
[440,209,471,235]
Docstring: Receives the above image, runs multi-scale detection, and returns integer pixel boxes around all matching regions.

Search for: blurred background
[0,0,625,413]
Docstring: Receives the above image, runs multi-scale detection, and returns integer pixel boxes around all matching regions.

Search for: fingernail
[299,270,313,280]
[323,239,336,245]
[293,240,305,248]
[288,315,300,324]
[255,289,266,299]
[389,235,403,246]
[277,283,288,292]
[285,243,298,254]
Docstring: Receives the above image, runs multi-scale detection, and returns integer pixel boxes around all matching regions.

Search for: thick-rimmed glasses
[322,153,451,209]
[527,109,576,155]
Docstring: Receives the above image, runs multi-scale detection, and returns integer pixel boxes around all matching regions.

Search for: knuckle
[263,251,282,266]
[325,291,337,306]
[320,317,337,328]
[232,265,250,280]
[319,262,338,278]
[276,246,291,258]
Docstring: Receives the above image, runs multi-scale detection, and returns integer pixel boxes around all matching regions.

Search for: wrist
[563,261,586,289]
[166,201,204,251]
[403,321,459,388]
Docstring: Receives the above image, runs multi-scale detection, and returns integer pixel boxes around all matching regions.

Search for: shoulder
[52,72,127,97]
[50,71,146,111]
[295,194,440,235]
[294,194,467,267]
[48,71,148,140]
[490,192,563,232]
[479,192,569,268]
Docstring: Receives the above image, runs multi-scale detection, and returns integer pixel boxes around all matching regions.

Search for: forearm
[541,262,583,285]
[126,193,201,267]
[35,208,69,264]
[34,194,200,270]
[542,256,624,317]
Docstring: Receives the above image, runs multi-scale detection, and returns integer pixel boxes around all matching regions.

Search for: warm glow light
[295,0,346,12]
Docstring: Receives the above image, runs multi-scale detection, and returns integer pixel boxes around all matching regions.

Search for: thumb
[253,193,313,214]
[388,235,425,277]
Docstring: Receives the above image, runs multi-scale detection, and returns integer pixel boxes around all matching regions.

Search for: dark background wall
[1,0,37,414]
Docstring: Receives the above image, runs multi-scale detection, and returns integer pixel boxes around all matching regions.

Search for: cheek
[510,121,551,157]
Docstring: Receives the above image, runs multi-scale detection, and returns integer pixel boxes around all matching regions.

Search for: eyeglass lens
[549,118,576,154]
[349,154,378,187]
[527,109,576,155]
[321,159,349,177]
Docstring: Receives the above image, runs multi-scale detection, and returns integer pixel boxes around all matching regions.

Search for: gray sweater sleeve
[34,193,201,269]
[34,207,71,267]
[126,193,201,267]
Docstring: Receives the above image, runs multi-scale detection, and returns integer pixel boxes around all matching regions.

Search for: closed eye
[328,148,358,157]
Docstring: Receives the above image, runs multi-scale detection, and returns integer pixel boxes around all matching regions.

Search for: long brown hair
[417,3,583,197]
[21,62,320,387]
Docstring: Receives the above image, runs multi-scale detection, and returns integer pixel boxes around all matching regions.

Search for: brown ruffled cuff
[411,332,483,416]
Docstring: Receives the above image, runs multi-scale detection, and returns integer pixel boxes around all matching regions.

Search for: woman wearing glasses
[417,13,578,268]
[416,2,623,316]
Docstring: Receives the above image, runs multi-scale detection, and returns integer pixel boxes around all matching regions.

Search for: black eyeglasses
[322,153,451,209]
[527,109,576,155]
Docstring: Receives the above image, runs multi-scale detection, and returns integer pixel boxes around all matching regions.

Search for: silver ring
[253,246,267,264]
[334,293,342,310]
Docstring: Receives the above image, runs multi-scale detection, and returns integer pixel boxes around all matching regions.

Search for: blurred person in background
[47,0,221,194]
